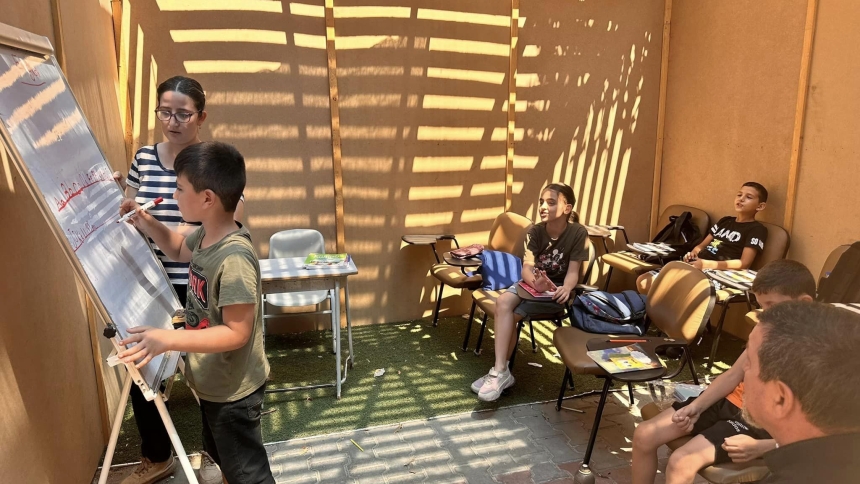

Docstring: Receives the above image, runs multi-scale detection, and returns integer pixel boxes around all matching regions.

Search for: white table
[259,257,358,399]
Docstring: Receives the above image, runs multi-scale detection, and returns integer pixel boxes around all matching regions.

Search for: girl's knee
[666,440,713,475]
[496,292,520,312]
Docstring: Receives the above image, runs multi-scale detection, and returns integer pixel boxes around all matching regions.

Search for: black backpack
[818,242,860,303]
[651,211,701,259]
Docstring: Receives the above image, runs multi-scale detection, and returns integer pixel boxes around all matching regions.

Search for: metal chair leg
[573,378,614,484]
[556,368,572,411]
[708,303,728,368]
[686,348,700,386]
[627,383,634,403]
[529,320,537,352]
[462,301,476,351]
[602,266,614,291]
[432,283,445,327]
[508,322,525,370]
[474,313,488,356]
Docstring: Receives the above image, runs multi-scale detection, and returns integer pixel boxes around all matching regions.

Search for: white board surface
[0,44,179,393]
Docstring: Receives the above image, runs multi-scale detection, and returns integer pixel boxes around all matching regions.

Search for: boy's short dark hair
[743,181,768,203]
[175,141,245,211]
[751,259,816,299]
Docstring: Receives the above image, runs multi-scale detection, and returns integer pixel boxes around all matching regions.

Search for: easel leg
[334,280,342,399]
[97,375,133,484]
[153,395,199,483]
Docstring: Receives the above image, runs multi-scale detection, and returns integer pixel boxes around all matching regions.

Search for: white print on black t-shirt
[750,237,764,250]
[713,226,742,243]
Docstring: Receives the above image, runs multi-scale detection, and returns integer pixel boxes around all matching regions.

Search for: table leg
[345,279,354,370]
[334,280,342,399]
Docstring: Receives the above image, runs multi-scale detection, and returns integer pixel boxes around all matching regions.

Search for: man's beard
[741,403,763,429]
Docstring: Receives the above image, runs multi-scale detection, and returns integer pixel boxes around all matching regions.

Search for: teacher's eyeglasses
[154,109,201,123]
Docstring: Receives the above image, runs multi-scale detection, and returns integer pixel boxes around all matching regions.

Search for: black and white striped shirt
[126,144,191,285]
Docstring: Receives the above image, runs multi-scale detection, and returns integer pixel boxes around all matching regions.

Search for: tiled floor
[94,388,708,484]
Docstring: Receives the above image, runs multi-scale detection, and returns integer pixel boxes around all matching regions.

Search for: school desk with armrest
[553,262,717,483]
[600,205,710,290]
[426,212,533,329]
[708,222,789,368]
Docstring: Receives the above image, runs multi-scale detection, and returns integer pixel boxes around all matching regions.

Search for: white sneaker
[197,452,223,484]
[120,456,176,484]
[477,368,515,402]
[471,362,511,394]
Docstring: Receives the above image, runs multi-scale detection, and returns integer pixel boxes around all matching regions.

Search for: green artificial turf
[110,315,745,464]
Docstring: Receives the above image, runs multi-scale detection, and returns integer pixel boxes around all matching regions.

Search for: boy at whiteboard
[118,141,273,484]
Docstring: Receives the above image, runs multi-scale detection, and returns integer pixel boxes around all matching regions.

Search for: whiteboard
[0,43,180,395]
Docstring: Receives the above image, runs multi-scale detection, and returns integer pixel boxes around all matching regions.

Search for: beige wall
[659,0,807,227]
[0,0,127,482]
[123,0,667,324]
[789,0,860,273]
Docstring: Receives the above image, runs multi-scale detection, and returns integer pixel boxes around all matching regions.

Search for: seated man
[743,301,860,483]
[631,260,816,484]
[637,182,769,295]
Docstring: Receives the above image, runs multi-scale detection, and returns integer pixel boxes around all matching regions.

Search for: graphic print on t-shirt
[702,217,767,261]
[188,263,209,310]
[537,245,566,274]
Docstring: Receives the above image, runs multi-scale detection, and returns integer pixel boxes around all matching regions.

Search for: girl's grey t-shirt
[183,225,269,403]
[523,222,590,285]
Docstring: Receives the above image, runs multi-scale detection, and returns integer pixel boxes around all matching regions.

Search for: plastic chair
[264,229,335,351]
[601,205,710,290]
[553,261,717,482]
[429,212,533,328]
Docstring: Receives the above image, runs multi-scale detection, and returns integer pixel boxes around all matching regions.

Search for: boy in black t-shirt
[637,182,769,294]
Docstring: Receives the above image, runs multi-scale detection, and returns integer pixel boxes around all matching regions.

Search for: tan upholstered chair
[640,307,769,484]
[600,205,710,290]
[708,222,790,367]
[429,212,532,339]
[467,236,598,361]
[553,261,717,481]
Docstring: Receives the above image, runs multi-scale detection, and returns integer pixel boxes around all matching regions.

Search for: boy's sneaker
[120,456,176,484]
[197,451,223,484]
[477,368,515,402]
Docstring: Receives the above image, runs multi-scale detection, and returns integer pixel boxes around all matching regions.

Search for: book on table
[517,280,558,299]
[303,253,350,269]
[586,344,664,374]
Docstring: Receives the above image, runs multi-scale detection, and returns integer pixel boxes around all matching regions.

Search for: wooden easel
[97,336,198,484]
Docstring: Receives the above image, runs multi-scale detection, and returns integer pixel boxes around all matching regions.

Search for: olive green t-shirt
[183,225,269,403]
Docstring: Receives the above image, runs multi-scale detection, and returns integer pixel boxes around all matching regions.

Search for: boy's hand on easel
[119,326,173,368]
[119,198,152,229]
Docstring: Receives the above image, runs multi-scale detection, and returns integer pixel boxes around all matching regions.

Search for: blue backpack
[569,290,648,335]
[475,250,523,291]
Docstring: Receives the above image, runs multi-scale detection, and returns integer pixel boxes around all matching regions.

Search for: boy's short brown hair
[751,259,816,299]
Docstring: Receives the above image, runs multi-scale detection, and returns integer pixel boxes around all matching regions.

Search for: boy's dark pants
[201,384,274,484]
[129,284,186,463]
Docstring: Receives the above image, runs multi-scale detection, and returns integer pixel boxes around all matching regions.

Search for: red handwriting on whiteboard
[11,55,46,87]
[54,166,113,212]
[67,221,105,252]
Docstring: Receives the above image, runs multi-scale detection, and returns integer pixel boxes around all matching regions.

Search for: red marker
[117,197,163,223]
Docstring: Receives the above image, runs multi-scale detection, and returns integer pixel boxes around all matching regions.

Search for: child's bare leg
[636,272,656,295]
[664,435,717,484]
[493,291,524,372]
[632,407,693,484]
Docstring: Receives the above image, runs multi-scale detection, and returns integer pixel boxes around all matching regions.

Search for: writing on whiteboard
[67,221,105,252]
[11,54,45,87]
[54,165,113,212]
